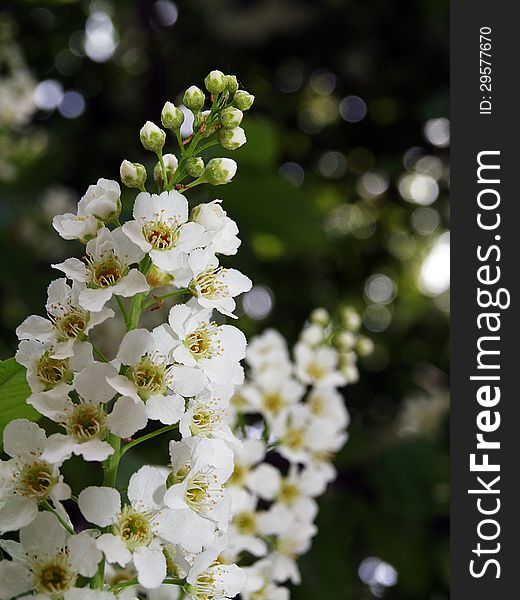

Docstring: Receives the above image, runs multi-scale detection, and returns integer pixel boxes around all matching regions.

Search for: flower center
[54,307,89,340]
[87,251,126,288]
[185,471,222,514]
[283,427,305,451]
[190,400,224,436]
[194,567,225,600]
[17,461,56,499]
[185,324,220,360]
[34,553,75,594]
[143,220,177,250]
[191,269,228,299]
[167,463,191,487]
[234,511,257,535]
[36,353,72,388]
[262,393,284,415]
[306,362,326,381]
[114,506,153,551]
[66,403,106,442]
[279,481,300,504]
[129,356,167,400]
[309,394,325,416]
[228,462,247,486]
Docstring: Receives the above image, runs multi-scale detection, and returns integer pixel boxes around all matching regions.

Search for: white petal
[16,315,54,343]
[167,304,192,337]
[3,419,46,461]
[116,329,152,365]
[28,389,70,421]
[0,496,38,534]
[68,531,103,577]
[170,364,206,397]
[113,269,149,298]
[65,589,117,600]
[52,258,88,282]
[76,439,114,462]
[96,533,131,566]
[146,394,184,425]
[106,396,148,438]
[20,512,67,557]
[75,363,118,403]
[134,545,167,589]
[41,433,76,464]
[167,509,215,553]
[106,375,141,403]
[247,464,282,500]
[79,486,120,527]
[122,220,151,251]
[0,561,32,598]
[79,287,114,312]
[128,466,167,512]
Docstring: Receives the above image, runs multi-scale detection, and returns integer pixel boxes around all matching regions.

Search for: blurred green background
[0,1,449,598]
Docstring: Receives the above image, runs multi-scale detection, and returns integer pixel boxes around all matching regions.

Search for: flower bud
[77,178,121,223]
[140,121,166,152]
[225,75,239,95]
[120,160,147,189]
[154,153,179,186]
[310,307,330,326]
[204,158,237,185]
[219,126,246,150]
[146,265,173,288]
[183,85,205,112]
[205,70,226,94]
[199,110,217,136]
[161,101,185,129]
[341,306,361,331]
[186,157,205,178]
[233,90,255,111]
[220,107,243,129]
[356,336,374,356]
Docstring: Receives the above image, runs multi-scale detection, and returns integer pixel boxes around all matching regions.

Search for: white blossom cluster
[223,307,372,599]
[1,71,256,600]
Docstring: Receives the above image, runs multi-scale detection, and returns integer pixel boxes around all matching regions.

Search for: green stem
[142,288,190,310]
[41,500,74,535]
[92,344,110,363]
[111,578,183,593]
[120,424,178,456]
[156,151,168,192]
[116,296,129,325]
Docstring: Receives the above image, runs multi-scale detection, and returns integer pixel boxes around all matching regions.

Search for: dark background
[0,1,449,598]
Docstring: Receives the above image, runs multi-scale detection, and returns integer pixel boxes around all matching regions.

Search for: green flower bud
[233,90,255,111]
[204,70,226,94]
[219,126,246,150]
[204,158,237,185]
[220,106,243,129]
[146,265,173,289]
[161,101,185,129]
[154,153,179,187]
[341,306,361,331]
[356,336,374,356]
[183,85,205,112]
[186,156,205,178]
[140,121,166,152]
[120,160,147,189]
[310,307,330,326]
[225,75,239,95]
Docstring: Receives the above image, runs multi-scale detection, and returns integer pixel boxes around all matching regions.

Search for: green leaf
[0,357,39,441]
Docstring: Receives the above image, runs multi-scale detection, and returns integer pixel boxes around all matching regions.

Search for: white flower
[187,249,252,318]
[162,438,234,553]
[122,191,205,272]
[167,305,246,386]
[28,363,120,464]
[79,467,177,589]
[77,178,121,223]
[226,489,267,557]
[191,200,241,256]
[185,544,246,600]
[0,420,70,534]
[179,386,238,444]
[245,329,291,373]
[227,439,281,501]
[53,227,149,312]
[16,338,93,394]
[53,213,102,243]
[16,278,114,359]
[0,512,106,599]
[306,386,350,429]
[294,342,347,388]
[241,560,290,600]
[107,327,205,425]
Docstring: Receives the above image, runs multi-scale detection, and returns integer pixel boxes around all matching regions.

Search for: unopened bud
[225,75,239,95]
[219,126,246,150]
[204,158,237,185]
[220,107,243,129]
[183,86,205,112]
[357,336,374,356]
[341,306,361,331]
[233,90,255,111]
[120,160,147,189]
[310,307,330,326]
[146,265,173,288]
[205,70,226,94]
[186,157,205,178]
[140,121,166,152]
[161,101,185,129]
[154,153,179,186]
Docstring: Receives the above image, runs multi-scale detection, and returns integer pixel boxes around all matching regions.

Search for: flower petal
[79,486,120,527]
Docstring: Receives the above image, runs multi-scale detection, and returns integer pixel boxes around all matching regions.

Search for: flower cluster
[2,71,256,600]
[223,307,371,599]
